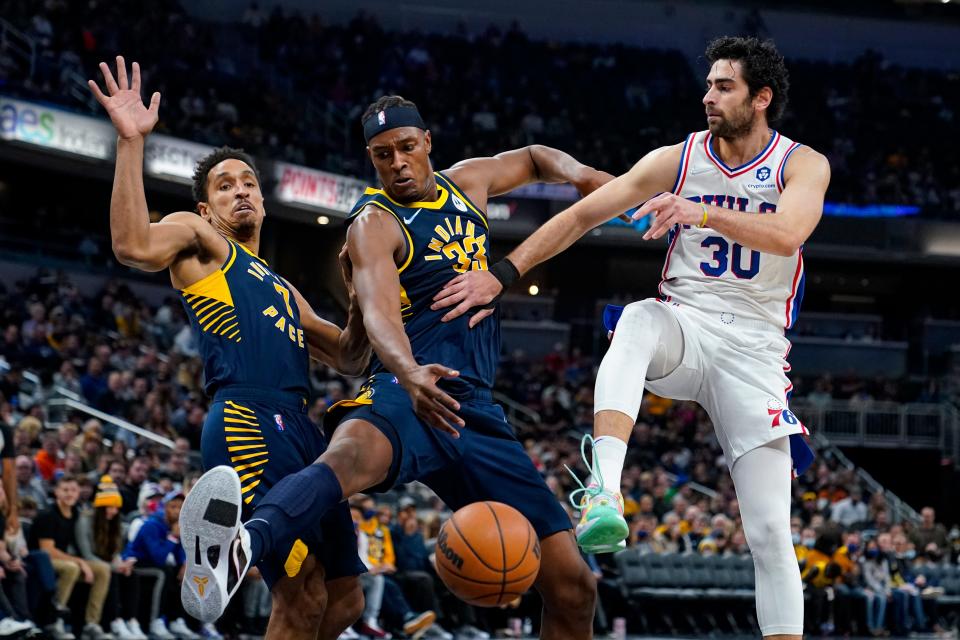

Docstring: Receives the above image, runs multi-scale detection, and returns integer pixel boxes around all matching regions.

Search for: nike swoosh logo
[403,208,423,224]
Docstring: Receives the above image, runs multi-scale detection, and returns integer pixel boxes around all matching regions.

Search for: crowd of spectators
[787,373,947,407]
[0,263,958,638]
[0,2,956,636]
[2,1,960,217]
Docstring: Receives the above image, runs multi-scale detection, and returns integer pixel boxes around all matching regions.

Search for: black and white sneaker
[180,466,252,623]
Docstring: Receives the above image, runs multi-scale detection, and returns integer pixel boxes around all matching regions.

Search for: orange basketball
[435,501,541,607]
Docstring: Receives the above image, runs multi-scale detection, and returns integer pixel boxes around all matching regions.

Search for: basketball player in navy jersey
[434,37,831,640]
[186,95,613,639]
[89,58,370,640]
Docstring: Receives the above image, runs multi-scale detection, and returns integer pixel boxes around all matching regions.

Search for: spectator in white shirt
[831,487,869,527]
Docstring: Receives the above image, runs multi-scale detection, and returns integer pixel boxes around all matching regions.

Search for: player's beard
[232,218,257,242]
[709,99,756,140]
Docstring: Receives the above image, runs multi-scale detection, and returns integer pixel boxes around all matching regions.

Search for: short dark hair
[705,36,789,123]
[191,146,261,204]
[55,473,78,486]
[361,95,418,125]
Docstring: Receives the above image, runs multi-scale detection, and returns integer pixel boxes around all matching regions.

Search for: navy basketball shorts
[200,385,365,588]
[326,373,572,539]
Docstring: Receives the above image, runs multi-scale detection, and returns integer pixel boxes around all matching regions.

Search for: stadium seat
[939,567,960,606]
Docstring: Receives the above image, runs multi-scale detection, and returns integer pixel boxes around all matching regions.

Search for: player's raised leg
[239,418,394,570]
[181,418,393,622]
[731,438,803,640]
[572,300,683,553]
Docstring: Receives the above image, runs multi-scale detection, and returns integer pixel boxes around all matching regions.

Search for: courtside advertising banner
[0,96,211,183]
[273,161,368,215]
[144,134,214,183]
[0,95,114,160]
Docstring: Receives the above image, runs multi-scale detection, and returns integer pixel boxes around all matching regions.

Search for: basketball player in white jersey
[432,36,830,639]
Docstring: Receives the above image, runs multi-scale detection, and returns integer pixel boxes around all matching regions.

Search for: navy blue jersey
[178,238,310,397]
[348,172,499,391]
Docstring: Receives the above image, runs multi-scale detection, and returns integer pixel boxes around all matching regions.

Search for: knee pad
[596,300,682,418]
[745,514,793,562]
[612,299,661,333]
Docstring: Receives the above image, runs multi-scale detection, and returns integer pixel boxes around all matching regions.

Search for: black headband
[363,105,426,143]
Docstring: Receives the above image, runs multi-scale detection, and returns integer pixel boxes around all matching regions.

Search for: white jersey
[659,129,805,330]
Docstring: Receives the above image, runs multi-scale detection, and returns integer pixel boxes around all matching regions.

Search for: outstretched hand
[88,55,160,140]
[633,192,705,240]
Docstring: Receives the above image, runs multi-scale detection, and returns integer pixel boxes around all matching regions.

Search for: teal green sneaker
[566,435,630,554]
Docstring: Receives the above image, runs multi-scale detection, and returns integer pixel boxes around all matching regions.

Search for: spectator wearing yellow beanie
[77,475,141,639]
[93,475,122,509]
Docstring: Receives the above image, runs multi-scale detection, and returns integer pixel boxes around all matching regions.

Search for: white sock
[592,436,627,493]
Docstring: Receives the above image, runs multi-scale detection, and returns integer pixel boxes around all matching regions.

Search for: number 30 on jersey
[700,236,760,279]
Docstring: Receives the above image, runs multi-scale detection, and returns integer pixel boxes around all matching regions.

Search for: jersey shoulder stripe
[775,142,803,192]
[347,191,415,274]
[671,132,697,194]
[435,172,488,228]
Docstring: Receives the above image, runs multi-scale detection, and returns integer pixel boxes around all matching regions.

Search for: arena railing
[492,391,542,429]
[807,425,921,525]
[792,398,955,451]
[63,67,99,112]
[46,396,175,450]
[0,18,36,77]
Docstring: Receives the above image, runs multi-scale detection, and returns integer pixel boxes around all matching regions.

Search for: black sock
[244,462,342,564]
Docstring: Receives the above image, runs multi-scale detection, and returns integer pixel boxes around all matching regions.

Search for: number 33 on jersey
[347,171,500,390]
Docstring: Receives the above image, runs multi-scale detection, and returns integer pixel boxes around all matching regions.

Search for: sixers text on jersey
[662,130,805,329]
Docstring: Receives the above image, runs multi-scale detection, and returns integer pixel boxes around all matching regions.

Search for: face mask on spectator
[792,532,801,545]
[866,549,879,559]
[803,538,815,548]
[847,543,859,554]
[904,550,916,560]
[363,509,376,520]
[636,530,648,539]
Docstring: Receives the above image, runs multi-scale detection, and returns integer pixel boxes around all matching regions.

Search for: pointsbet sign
[273,162,368,214]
